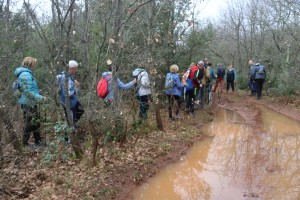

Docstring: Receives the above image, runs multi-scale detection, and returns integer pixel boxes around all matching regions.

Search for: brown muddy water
[129,107,300,200]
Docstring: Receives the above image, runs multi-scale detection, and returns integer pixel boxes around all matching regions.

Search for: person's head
[204,58,208,63]
[197,60,204,67]
[22,57,37,69]
[230,64,233,69]
[248,60,254,65]
[170,64,179,73]
[207,62,212,67]
[68,60,78,74]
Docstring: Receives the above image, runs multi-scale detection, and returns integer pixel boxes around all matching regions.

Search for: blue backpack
[165,73,175,90]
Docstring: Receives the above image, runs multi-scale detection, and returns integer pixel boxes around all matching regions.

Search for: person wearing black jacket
[212,63,225,93]
[226,64,236,93]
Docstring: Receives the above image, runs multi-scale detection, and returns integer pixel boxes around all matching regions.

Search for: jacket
[254,65,266,79]
[216,66,226,78]
[226,68,236,81]
[249,64,256,80]
[102,72,135,101]
[56,72,78,108]
[14,66,44,106]
[165,73,184,96]
[136,70,151,96]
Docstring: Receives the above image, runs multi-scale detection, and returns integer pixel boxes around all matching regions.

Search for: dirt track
[1,91,300,200]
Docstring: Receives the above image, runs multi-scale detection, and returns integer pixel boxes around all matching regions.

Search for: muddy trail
[1,92,300,200]
[124,92,300,200]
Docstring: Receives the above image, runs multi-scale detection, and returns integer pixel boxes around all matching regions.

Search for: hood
[14,66,32,77]
[102,71,112,77]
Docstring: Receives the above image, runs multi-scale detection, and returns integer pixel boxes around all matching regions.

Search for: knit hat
[68,60,78,68]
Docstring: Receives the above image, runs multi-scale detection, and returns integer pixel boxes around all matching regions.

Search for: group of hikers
[13,56,266,148]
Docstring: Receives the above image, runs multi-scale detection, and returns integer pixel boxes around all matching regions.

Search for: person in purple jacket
[165,64,185,120]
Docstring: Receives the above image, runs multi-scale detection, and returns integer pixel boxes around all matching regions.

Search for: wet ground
[129,105,300,200]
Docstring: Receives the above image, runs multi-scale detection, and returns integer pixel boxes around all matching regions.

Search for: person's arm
[234,70,237,81]
[174,75,184,88]
[117,78,135,90]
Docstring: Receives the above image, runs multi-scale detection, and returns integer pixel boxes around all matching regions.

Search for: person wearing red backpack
[100,61,136,105]
[182,62,203,115]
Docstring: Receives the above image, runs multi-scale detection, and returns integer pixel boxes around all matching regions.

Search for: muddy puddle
[129,107,300,200]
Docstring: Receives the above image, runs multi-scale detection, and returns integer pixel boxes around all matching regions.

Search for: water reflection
[130,107,300,200]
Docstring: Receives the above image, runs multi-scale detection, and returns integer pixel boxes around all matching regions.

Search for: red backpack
[97,74,112,98]
[189,65,199,88]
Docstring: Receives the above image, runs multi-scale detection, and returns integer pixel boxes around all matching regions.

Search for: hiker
[182,62,203,114]
[14,57,47,147]
[254,62,266,100]
[101,61,136,105]
[248,60,256,95]
[133,67,151,121]
[57,60,84,129]
[165,64,184,120]
[212,63,225,93]
[197,60,209,110]
[226,64,236,94]
[206,62,215,103]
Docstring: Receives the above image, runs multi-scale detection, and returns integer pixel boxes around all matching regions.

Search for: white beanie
[68,60,78,68]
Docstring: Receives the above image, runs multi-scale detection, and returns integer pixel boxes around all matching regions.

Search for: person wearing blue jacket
[14,57,46,147]
[165,64,184,120]
[254,63,266,99]
[57,60,84,126]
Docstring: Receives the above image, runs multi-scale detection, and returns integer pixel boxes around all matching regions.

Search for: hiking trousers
[255,79,265,98]
[167,95,182,118]
[213,78,224,93]
[21,104,41,145]
[137,95,150,119]
[226,80,234,92]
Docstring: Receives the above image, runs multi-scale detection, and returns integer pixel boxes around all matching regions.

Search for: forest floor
[1,90,300,200]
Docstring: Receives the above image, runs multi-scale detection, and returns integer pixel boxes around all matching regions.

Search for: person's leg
[175,95,182,116]
[213,79,219,92]
[139,95,149,119]
[231,80,235,92]
[200,86,205,109]
[255,79,262,99]
[226,80,230,92]
[220,78,224,93]
[22,105,41,146]
[167,95,173,118]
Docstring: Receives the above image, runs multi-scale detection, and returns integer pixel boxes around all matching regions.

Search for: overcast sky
[193,0,229,20]
[14,0,229,22]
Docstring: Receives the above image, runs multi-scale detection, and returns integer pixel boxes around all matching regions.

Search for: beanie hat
[68,60,78,68]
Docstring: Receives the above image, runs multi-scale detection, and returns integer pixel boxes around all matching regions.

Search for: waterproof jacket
[226,68,236,81]
[102,72,135,101]
[56,72,78,108]
[136,70,151,96]
[216,65,226,78]
[14,66,44,106]
[254,65,266,79]
[165,73,184,96]
[249,64,256,80]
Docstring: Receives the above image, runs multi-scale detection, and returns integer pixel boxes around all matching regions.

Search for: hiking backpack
[164,73,175,90]
[97,74,112,98]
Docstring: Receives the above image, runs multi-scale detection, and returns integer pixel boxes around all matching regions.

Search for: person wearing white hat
[57,60,84,131]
